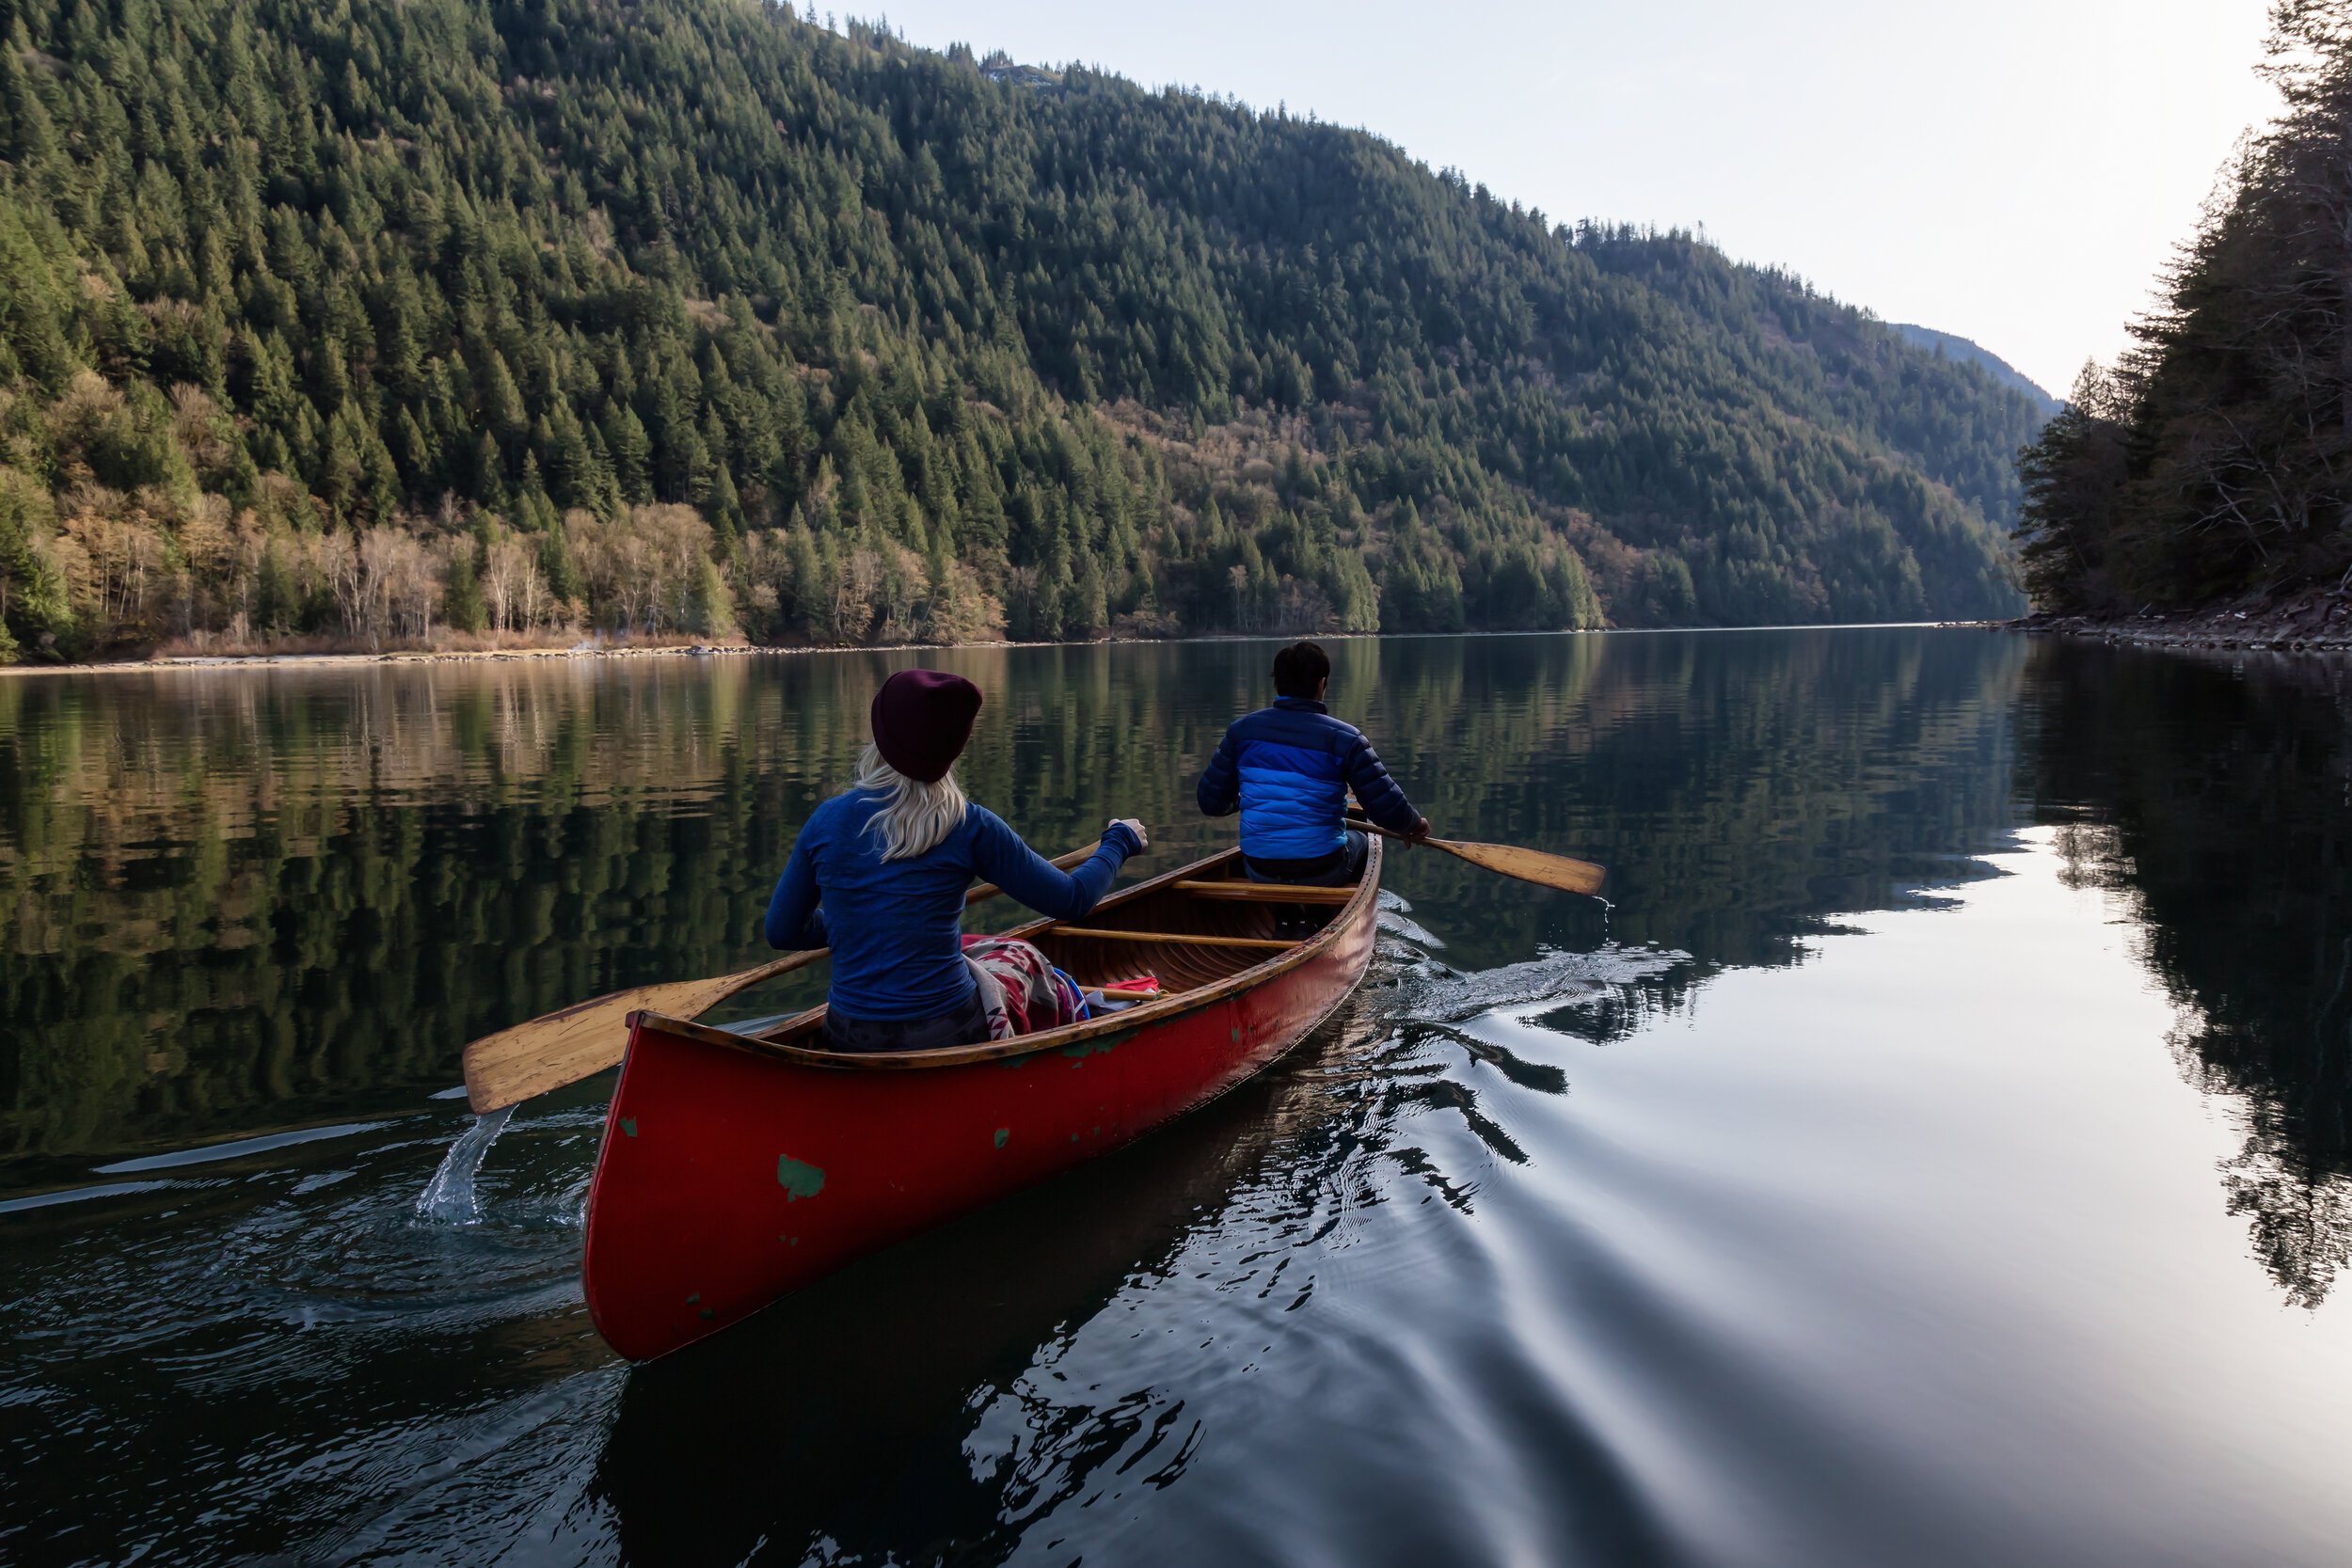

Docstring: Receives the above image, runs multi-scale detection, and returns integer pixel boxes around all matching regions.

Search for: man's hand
[1391,816,1432,851]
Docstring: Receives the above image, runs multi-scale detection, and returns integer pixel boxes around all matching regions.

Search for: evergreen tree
[0,0,2042,660]
[444,541,488,633]
[2012,4,2352,610]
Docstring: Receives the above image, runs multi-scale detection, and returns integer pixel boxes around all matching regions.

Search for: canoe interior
[738,845,1356,1051]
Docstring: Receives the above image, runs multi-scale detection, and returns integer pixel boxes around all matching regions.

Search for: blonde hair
[853,742,969,861]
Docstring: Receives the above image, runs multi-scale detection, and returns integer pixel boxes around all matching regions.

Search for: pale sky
[864,0,2279,400]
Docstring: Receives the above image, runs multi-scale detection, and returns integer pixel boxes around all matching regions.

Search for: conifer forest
[2014,3,2352,614]
[0,0,2048,661]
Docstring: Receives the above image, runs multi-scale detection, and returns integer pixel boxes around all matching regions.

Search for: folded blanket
[961,935,1088,1039]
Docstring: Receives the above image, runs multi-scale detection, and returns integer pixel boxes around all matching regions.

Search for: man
[1196,641,1430,885]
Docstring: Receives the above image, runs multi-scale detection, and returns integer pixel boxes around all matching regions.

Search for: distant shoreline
[0,640,771,677]
[0,621,2010,677]
[0,634,1201,676]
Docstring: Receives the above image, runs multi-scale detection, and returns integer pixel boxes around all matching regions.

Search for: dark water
[5,629,2351,1566]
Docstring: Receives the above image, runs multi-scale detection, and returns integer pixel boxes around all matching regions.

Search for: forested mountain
[2014,4,2352,613]
[0,0,2044,660]
[1890,325,2058,418]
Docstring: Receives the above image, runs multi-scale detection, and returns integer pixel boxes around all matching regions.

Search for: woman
[764,668,1149,1053]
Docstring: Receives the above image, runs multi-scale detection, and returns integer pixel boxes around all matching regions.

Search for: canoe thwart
[1173,879,1355,904]
[1046,927,1300,951]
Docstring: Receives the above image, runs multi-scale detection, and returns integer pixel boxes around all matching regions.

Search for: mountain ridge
[0,0,2042,660]
[1889,324,2060,418]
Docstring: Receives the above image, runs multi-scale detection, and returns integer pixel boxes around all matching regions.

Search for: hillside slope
[1890,325,2060,418]
[0,0,2042,658]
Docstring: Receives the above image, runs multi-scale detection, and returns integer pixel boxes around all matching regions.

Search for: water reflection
[591,995,1388,1566]
[1346,628,2026,972]
[587,934,1694,1568]
[2020,640,2352,1305]
[24,629,2352,1564]
[0,630,2025,1173]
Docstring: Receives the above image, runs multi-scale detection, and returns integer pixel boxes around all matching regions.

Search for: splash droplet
[414,1107,514,1224]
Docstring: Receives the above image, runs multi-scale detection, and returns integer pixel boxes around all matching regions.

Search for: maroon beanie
[870,669,982,783]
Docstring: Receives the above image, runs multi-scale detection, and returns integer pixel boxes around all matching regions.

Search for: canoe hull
[580,851,1380,1362]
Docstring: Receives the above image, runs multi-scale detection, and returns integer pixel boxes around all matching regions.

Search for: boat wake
[1374,889,1692,1030]
[1386,940,1692,1027]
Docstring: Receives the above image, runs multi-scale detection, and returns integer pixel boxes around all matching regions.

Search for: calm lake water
[5,628,2352,1566]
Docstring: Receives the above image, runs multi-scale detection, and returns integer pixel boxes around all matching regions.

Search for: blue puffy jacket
[1196,696,1422,861]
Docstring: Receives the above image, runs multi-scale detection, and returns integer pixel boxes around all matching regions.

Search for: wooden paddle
[1347,812,1606,896]
[462,841,1105,1114]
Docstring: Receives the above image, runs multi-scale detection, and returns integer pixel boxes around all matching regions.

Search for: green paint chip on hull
[620,1117,638,1138]
[686,1292,700,1305]
[1062,1032,1130,1062]
[993,1127,1009,1149]
[776,1155,826,1200]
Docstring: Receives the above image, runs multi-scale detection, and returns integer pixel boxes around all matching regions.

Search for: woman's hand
[1110,817,1150,849]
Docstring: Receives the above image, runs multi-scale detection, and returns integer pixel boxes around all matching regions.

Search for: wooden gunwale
[637,841,1380,1073]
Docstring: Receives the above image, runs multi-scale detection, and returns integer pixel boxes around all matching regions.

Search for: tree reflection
[2023,642,2352,1305]
[1,630,2026,1168]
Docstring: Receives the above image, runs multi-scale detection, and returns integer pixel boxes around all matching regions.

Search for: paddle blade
[1431,837,1607,895]
[463,972,752,1115]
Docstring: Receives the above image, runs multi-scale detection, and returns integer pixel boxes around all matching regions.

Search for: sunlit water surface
[4,630,2350,1566]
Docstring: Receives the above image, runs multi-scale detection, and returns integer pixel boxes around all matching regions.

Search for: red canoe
[580,839,1385,1361]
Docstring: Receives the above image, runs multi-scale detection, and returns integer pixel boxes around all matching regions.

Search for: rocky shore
[2010,585,2352,654]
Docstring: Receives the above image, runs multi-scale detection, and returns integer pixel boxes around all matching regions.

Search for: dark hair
[1272,641,1331,699]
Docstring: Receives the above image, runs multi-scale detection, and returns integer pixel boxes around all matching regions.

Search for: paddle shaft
[462,840,1104,1114]
[1346,813,1606,896]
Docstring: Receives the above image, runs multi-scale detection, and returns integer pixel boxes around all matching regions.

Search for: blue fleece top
[765,794,1141,1022]
[1196,696,1422,859]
